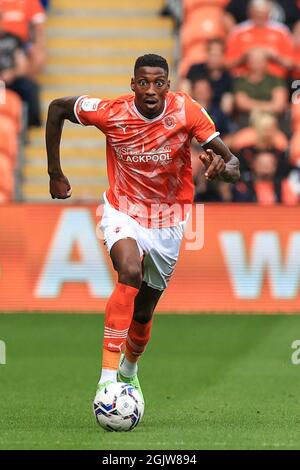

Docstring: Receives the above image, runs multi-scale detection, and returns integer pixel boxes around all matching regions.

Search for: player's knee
[133,307,153,324]
[119,264,142,289]
[134,310,153,324]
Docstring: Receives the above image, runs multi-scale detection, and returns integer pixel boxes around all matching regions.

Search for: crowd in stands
[1,0,300,206]
[168,0,300,204]
[0,0,46,202]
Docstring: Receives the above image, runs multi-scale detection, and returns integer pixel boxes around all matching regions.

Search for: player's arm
[46,96,79,199]
[201,136,240,183]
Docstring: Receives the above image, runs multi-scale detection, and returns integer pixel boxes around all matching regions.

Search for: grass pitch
[0,313,300,450]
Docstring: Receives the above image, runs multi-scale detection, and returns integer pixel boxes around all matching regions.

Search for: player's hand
[49,174,72,199]
[199,149,226,181]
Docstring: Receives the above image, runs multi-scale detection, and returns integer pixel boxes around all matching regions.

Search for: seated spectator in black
[231,151,299,204]
[237,146,288,183]
[190,77,234,199]
[0,12,41,126]
[186,39,233,114]
[191,77,233,138]
[234,48,288,128]
[225,0,300,30]
[190,76,234,203]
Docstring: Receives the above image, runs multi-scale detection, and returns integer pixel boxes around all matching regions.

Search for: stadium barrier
[0,204,299,313]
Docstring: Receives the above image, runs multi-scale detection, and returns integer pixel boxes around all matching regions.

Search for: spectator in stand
[0,13,28,83]
[0,0,47,77]
[190,75,234,202]
[235,145,288,187]
[225,0,300,31]
[231,151,299,204]
[231,110,288,178]
[184,39,233,115]
[226,0,294,79]
[191,77,233,137]
[231,109,288,153]
[233,48,288,128]
[0,11,41,127]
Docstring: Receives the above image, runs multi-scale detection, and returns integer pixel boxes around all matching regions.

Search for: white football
[93,382,144,431]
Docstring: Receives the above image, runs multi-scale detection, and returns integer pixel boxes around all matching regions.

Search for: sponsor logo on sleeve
[81,98,102,112]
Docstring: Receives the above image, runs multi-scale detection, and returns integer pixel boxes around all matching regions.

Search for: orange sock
[125,319,153,363]
[102,282,139,370]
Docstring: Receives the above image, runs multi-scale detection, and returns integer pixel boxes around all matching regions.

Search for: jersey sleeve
[74,95,110,130]
[185,93,219,145]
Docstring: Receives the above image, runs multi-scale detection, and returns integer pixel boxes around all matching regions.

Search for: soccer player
[46,54,240,404]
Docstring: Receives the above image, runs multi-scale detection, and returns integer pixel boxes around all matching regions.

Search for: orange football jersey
[74,92,219,227]
[226,21,294,79]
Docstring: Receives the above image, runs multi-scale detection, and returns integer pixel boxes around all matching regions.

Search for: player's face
[131,67,170,118]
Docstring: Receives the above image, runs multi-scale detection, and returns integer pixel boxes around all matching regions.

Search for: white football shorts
[100,194,186,291]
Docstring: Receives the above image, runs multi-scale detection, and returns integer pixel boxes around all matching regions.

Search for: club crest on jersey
[80,98,101,112]
[163,116,176,130]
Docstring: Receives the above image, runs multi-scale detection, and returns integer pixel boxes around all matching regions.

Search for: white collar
[132,99,167,122]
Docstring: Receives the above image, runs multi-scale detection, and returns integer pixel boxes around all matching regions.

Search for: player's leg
[98,237,142,388]
[118,224,185,390]
[119,281,162,373]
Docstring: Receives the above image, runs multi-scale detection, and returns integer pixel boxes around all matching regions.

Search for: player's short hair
[134,54,169,76]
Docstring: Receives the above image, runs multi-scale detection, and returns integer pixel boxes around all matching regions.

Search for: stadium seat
[181,4,228,54]
[184,0,229,20]
[0,90,23,132]
[179,41,207,77]
[0,152,14,201]
[180,1,229,77]
[0,117,18,166]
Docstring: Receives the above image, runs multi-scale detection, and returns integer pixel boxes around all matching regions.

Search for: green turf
[0,313,300,450]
